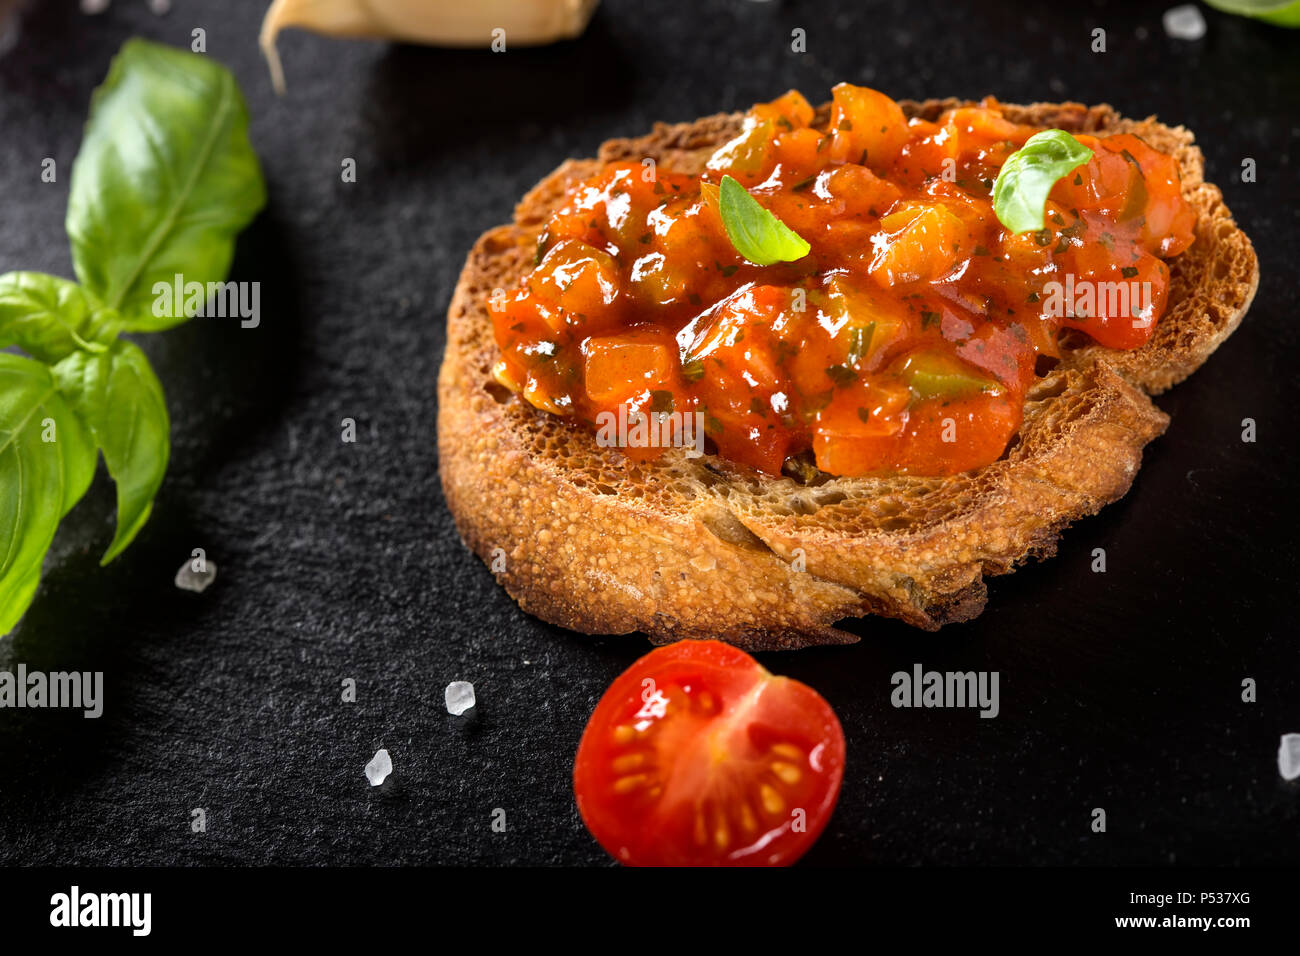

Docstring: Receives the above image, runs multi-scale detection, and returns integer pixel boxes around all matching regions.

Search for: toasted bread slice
[438,99,1258,650]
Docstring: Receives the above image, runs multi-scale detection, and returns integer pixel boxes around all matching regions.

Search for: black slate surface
[0,0,1296,867]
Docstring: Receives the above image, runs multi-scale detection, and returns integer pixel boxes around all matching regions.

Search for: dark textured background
[0,0,1295,866]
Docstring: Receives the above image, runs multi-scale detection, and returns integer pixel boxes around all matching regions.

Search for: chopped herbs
[648,390,674,414]
[825,364,858,387]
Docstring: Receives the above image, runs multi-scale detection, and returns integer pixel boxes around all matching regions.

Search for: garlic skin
[261,0,601,93]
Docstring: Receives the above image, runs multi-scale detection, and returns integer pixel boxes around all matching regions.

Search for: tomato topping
[573,640,845,866]
[492,86,1198,478]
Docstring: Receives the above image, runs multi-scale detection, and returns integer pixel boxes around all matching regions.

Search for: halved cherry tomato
[573,640,845,866]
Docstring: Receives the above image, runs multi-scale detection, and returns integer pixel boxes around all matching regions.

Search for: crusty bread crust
[437,99,1259,649]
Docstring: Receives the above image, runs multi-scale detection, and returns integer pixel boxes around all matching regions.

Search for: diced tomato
[772,127,829,177]
[527,239,622,332]
[897,118,960,182]
[810,382,911,475]
[822,163,904,220]
[942,106,1039,153]
[1056,242,1170,350]
[891,391,1023,475]
[583,328,676,405]
[868,202,971,286]
[573,640,846,866]
[679,285,801,473]
[826,83,909,169]
[951,322,1038,390]
[492,84,1198,479]
[752,89,816,129]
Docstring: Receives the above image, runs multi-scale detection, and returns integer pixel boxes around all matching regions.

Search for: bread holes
[808,489,848,511]
[697,505,774,553]
[1034,354,1059,377]
[778,485,844,515]
[686,462,734,492]
[788,496,818,515]
[1056,327,1091,352]
[1027,372,1069,402]
[871,496,905,519]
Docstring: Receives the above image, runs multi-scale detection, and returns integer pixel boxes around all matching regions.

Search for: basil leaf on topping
[991,130,1093,234]
[718,175,811,267]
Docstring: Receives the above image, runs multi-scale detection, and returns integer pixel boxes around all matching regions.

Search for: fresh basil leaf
[53,341,170,565]
[0,271,116,363]
[718,174,811,266]
[66,38,266,332]
[992,130,1093,234]
[0,354,98,635]
[1203,0,1300,26]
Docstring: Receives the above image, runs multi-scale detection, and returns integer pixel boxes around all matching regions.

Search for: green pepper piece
[900,352,996,400]
[707,120,775,176]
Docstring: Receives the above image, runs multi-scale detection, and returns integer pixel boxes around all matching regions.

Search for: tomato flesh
[573,640,845,866]
[493,86,1198,478]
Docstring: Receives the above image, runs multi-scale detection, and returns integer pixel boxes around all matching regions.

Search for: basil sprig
[991,129,1093,234]
[718,175,811,266]
[0,39,265,634]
